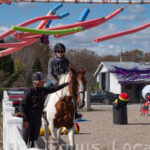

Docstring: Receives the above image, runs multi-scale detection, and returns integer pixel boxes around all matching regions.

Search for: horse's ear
[82,66,87,74]
[69,65,75,74]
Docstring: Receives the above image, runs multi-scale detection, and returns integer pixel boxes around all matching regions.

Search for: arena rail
[2,90,40,150]
[84,91,91,111]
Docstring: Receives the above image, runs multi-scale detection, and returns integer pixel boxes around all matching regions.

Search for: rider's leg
[44,80,53,88]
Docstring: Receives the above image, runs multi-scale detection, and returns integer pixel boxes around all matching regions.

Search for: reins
[76,91,85,94]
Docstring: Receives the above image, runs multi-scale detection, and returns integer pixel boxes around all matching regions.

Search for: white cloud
[0,26,9,33]
[127,4,146,14]
[17,2,37,8]
[116,5,146,22]
[86,44,121,56]
[49,23,122,56]
[116,14,144,21]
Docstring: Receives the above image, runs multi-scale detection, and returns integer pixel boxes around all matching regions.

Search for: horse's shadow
[128,122,150,125]
[37,136,45,149]
[37,136,72,150]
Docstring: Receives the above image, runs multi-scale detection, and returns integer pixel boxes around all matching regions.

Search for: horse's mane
[59,73,69,85]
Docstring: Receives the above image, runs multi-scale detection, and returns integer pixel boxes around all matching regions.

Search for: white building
[94,62,150,102]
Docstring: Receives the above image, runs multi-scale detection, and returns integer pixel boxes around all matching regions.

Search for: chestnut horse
[43,66,87,150]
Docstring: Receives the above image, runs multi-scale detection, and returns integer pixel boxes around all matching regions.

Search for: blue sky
[0,2,150,56]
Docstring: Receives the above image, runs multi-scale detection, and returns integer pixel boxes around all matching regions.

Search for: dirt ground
[48,108,150,150]
[2,106,150,150]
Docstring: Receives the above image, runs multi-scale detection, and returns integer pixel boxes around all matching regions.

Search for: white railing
[84,91,91,111]
[2,90,39,150]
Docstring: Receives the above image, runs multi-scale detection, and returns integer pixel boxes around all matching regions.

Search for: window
[125,84,132,90]
[102,73,106,90]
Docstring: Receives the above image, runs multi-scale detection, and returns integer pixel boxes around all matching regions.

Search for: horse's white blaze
[78,79,84,100]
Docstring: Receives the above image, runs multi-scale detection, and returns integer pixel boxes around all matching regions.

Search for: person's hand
[16,112,22,117]
[23,121,29,128]
[37,80,45,87]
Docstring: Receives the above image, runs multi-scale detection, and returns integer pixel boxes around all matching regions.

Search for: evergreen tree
[26,72,32,87]
[32,57,43,73]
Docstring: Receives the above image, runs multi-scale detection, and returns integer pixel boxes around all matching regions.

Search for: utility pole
[120,44,123,62]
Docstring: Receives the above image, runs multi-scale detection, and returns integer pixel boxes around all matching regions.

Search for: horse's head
[69,65,87,109]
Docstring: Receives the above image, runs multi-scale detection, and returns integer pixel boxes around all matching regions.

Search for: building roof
[94,61,150,84]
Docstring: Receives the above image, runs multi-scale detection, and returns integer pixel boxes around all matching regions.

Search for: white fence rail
[84,91,91,111]
[2,90,39,150]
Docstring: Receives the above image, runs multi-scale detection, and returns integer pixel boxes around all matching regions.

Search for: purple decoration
[109,66,150,84]
[40,34,49,46]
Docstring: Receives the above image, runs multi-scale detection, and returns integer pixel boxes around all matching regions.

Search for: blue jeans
[44,80,53,88]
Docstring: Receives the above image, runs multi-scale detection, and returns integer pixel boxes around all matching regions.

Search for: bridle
[76,90,85,94]
[59,72,86,106]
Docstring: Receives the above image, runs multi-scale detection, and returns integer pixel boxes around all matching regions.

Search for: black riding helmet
[32,72,45,81]
[54,43,66,53]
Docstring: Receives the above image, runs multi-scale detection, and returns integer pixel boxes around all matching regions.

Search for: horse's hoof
[68,145,75,150]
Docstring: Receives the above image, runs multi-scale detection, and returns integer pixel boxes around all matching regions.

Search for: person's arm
[20,89,30,122]
[47,58,58,85]
[44,82,69,94]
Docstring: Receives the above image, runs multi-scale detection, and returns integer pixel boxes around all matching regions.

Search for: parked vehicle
[7,87,27,102]
[7,87,27,113]
[90,90,118,104]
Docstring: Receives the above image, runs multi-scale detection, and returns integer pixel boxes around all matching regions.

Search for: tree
[144,52,150,61]
[102,55,119,62]
[66,49,101,87]
[26,72,32,87]
[122,49,144,62]
[93,82,101,90]
[14,59,25,73]
[32,57,43,73]
[0,40,14,74]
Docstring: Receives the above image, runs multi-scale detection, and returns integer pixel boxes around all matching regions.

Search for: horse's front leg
[49,121,60,149]
[68,126,75,150]
[42,115,49,150]
[56,128,61,143]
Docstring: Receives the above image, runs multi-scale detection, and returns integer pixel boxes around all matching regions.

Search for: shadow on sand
[37,136,76,150]
[128,122,150,125]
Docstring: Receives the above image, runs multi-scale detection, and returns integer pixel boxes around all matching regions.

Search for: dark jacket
[21,83,69,123]
[47,56,69,85]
